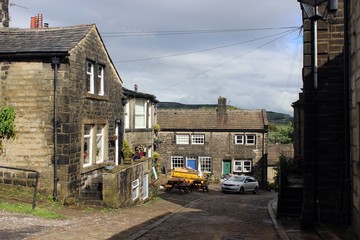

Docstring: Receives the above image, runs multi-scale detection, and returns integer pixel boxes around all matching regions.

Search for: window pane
[235,135,244,144]
[199,157,212,173]
[86,62,94,93]
[246,135,256,145]
[132,179,139,200]
[234,161,243,172]
[135,99,145,128]
[176,135,189,144]
[191,135,204,144]
[84,124,93,166]
[96,125,104,163]
[171,156,184,168]
[97,65,104,95]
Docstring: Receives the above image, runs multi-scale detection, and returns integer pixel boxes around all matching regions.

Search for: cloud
[9,0,303,115]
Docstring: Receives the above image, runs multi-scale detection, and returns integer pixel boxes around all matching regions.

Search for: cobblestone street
[0,185,281,240]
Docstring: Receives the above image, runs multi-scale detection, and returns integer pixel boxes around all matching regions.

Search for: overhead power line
[114,28,300,63]
[157,27,302,92]
[101,26,300,37]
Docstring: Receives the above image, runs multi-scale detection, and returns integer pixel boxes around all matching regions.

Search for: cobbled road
[0,184,279,240]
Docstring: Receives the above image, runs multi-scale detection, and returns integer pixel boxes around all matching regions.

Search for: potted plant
[153,123,160,133]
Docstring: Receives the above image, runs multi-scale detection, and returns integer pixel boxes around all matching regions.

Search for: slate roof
[123,87,158,103]
[157,108,268,131]
[0,24,94,56]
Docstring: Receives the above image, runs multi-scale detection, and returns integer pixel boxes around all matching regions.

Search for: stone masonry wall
[56,27,123,199]
[157,131,267,185]
[350,0,360,238]
[300,0,349,226]
[0,60,56,194]
[0,27,124,200]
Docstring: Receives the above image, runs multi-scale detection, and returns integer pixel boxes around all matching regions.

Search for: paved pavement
[268,198,343,240]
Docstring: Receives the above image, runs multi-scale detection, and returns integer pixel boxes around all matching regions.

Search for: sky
[9,0,303,116]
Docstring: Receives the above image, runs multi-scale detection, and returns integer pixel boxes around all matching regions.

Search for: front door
[186,158,197,170]
[222,160,231,175]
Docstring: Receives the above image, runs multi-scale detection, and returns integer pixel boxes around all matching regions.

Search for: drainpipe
[51,57,60,201]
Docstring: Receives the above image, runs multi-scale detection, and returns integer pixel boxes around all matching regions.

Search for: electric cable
[114,28,300,63]
[157,27,302,92]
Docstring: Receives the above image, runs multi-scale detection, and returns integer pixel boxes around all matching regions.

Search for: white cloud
[9,0,303,115]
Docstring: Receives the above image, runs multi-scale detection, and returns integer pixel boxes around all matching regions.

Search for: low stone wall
[0,166,38,187]
[102,158,158,208]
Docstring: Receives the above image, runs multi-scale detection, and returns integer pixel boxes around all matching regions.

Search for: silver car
[221,175,259,194]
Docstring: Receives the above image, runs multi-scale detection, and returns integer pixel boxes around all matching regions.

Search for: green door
[222,160,231,175]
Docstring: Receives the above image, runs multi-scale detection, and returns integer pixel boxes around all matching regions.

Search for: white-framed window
[171,156,184,169]
[135,99,146,128]
[142,174,149,200]
[86,61,94,94]
[234,160,252,173]
[82,123,107,167]
[132,179,139,201]
[147,102,152,129]
[83,124,93,167]
[191,135,205,145]
[96,125,105,163]
[97,65,104,95]
[245,135,256,145]
[234,135,244,145]
[176,135,190,144]
[199,156,212,173]
[124,102,130,129]
[86,60,106,96]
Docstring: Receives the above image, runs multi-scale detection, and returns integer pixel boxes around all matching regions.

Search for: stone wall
[299,0,350,227]
[0,27,124,200]
[157,131,267,186]
[350,0,360,238]
[102,158,156,208]
[0,60,56,194]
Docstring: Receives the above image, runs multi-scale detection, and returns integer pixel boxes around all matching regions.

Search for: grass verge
[0,201,64,219]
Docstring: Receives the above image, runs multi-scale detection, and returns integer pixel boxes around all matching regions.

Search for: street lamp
[297,0,328,6]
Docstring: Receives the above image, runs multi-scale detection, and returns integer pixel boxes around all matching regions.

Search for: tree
[268,123,294,144]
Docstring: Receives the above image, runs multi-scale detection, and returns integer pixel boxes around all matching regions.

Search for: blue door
[187,159,196,170]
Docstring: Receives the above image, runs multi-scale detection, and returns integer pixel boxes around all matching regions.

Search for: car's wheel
[253,187,259,194]
[239,187,244,194]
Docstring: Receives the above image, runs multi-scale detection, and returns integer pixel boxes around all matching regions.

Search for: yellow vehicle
[171,167,207,184]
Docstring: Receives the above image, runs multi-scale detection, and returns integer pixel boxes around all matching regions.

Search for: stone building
[0,0,9,28]
[156,97,269,188]
[267,144,294,184]
[292,0,352,231]
[350,0,360,238]
[0,24,125,201]
[123,86,158,161]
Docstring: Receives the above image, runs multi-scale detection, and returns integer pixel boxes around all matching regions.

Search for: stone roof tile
[0,24,94,54]
[157,109,267,130]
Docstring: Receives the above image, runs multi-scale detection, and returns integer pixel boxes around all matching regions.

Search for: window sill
[86,93,109,101]
[81,162,108,174]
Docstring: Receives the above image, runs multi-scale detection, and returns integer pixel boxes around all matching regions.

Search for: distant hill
[157,102,293,125]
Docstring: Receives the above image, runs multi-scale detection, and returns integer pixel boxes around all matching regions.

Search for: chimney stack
[217,96,227,115]
[0,0,9,28]
[30,14,44,28]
